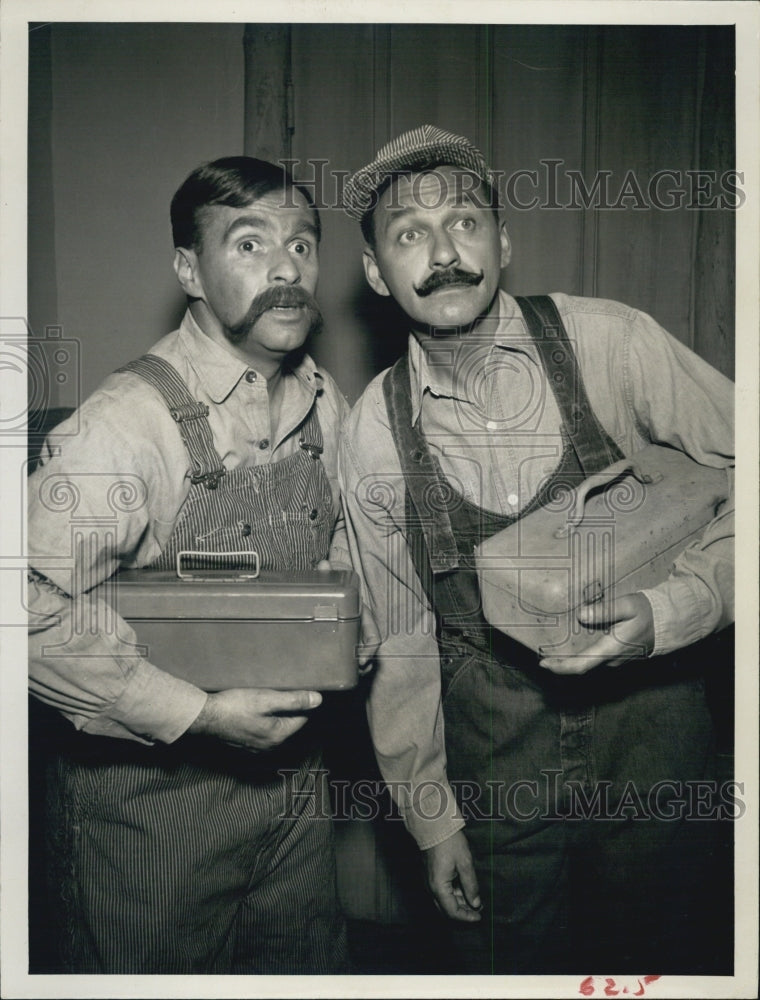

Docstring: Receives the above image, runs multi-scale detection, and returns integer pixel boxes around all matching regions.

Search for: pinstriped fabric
[50,361,347,974]
[50,745,346,973]
[150,402,329,573]
[117,354,226,486]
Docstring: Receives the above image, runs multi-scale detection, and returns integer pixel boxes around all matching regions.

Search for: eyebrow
[222,214,319,243]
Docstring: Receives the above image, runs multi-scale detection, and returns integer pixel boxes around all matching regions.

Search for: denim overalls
[47,354,348,973]
[383,297,716,974]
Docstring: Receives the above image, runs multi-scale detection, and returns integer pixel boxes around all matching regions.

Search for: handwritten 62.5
[580,975,661,996]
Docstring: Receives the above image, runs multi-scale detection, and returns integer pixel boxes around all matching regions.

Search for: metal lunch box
[100,550,362,690]
[475,445,730,656]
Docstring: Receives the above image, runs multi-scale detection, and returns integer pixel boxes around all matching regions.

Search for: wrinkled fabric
[339,291,734,849]
[28,309,350,742]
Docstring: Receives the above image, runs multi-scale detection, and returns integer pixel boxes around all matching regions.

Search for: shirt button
[258,438,269,450]
[309,508,319,520]
[508,493,519,506]
[241,523,252,537]
[245,370,257,384]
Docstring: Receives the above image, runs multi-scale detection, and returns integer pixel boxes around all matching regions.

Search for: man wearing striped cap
[339,125,734,973]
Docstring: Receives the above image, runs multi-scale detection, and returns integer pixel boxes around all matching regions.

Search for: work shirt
[28,309,350,745]
[339,290,734,850]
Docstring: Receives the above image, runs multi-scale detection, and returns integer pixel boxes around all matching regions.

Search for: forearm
[340,429,465,848]
[28,570,207,743]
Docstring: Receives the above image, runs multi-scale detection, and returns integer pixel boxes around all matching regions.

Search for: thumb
[458,857,482,911]
[259,689,323,712]
[578,594,640,627]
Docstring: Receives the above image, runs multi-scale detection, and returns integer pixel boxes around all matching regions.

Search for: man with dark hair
[27,156,352,973]
[339,126,734,974]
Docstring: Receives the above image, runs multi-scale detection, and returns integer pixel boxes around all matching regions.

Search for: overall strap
[297,398,324,459]
[117,354,227,490]
[514,295,624,471]
[382,352,460,575]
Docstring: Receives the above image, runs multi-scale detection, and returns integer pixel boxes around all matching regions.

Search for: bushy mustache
[226,284,323,344]
[414,268,484,297]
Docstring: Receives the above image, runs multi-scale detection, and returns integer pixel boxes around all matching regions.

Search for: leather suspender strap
[382,352,461,575]
[116,354,227,489]
[514,295,624,470]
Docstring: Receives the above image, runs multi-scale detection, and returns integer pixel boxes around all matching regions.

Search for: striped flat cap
[343,124,496,221]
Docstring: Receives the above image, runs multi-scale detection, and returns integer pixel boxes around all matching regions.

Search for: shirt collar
[406,290,541,424]
[178,309,324,403]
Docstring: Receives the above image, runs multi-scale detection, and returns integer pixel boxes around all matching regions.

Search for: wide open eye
[398,229,424,246]
[289,240,313,257]
[451,217,476,233]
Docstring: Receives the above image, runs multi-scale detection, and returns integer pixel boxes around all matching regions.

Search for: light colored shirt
[28,310,350,744]
[339,290,734,850]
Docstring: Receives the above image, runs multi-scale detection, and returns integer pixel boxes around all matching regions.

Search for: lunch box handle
[176,549,261,581]
[554,458,663,538]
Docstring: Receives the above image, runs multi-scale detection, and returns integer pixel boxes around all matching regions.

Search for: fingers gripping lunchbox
[98,551,362,690]
[475,445,730,657]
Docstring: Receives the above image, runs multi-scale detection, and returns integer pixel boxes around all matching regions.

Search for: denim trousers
[438,638,721,974]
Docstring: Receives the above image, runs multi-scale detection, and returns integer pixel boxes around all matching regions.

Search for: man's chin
[411,290,499,333]
[413,307,485,334]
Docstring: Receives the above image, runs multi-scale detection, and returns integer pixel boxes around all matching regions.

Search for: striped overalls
[46,356,348,974]
[383,297,717,974]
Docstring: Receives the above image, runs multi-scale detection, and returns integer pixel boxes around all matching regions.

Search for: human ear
[499,223,512,269]
[362,248,391,297]
[173,247,203,298]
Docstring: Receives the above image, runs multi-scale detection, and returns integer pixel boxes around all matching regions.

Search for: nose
[267,247,301,285]
[429,228,459,269]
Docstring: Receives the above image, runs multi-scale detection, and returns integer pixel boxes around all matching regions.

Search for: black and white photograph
[1,1,757,997]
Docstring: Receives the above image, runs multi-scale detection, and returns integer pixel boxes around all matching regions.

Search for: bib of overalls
[118,354,334,572]
[382,295,625,692]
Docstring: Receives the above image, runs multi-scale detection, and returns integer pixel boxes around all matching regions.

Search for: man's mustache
[414,268,484,298]
[226,284,323,344]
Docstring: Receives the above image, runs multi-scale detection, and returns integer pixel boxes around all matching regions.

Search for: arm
[27,403,207,742]
[541,306,734,674]
[28,401,322,747]
[340,427,480,918]
[338,414,465,850]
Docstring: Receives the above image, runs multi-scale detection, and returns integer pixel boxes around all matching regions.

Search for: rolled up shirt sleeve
[339,406,465,850]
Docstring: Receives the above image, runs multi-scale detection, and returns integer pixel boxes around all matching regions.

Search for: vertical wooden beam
[243,25,291,163]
